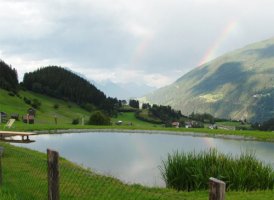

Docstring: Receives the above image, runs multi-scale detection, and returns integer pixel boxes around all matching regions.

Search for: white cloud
[1,0,274,89]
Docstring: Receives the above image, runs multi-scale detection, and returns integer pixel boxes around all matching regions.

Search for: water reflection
[13,132,274,186]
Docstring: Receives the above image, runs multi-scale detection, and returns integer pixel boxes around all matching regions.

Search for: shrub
[23,97,31,105]
[8,92,15,97]
[160,149,274,191]
[31,99,41,109]
[88,111,111,125]
[72,118,80,125]
[81,103,95,112]
[53,104,59,109]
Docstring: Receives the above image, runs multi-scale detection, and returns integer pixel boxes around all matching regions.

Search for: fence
[0,145,226,200]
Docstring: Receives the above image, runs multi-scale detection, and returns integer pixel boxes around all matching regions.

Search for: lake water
[13,131,274,187]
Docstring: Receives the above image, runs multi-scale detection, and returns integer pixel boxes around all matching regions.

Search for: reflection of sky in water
[13,132,274,187]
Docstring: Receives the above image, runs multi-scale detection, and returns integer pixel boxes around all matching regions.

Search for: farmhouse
[22,115,35,124]
[27,108,36,116]
[0,112,8,123]
[171,121,180,128]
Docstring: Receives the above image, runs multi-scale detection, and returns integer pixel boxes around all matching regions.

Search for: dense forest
[133,100,183,124]
[23,66,119,115]
[0,60,18,92]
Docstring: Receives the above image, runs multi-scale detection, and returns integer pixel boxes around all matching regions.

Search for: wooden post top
[209,177,226,185]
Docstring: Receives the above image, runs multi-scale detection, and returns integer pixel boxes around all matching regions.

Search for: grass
[216,121,242,126]
[0,143,273,199]
[0,142,196,199]
[0,88,90,125]
[160,149,274,191]
[112,112,161,128]
[1,88,274,142]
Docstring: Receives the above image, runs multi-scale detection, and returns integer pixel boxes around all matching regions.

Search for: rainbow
[131,35,152,67]
[198,20,238,67]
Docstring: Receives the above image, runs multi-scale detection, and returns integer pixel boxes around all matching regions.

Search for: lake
[14,131,274,187]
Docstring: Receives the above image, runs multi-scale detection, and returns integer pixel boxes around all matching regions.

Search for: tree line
[23,66,119,115]
[0,60,18,93]
[129,99,182,124]
[0,62,119,116]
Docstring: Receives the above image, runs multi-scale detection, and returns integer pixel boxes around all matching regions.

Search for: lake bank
[2,142,274,200]
[14,131,274,186]
[33,128,274,143]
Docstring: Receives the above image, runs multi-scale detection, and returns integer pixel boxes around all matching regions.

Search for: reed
[160,149,274,191]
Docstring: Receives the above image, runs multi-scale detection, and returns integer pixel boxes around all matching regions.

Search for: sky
[1,0,274,88]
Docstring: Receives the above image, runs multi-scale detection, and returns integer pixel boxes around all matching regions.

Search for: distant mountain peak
[144,37,274,122]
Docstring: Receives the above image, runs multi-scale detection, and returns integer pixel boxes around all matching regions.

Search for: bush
[53,104,59,109]
[31,99,41,109]
[8,92,15,97]
[88,111,111,125]
[72,118,79,125]
[81,103,95,112]
[135,110,163,124]
[160,149,274,191]
[23,97,32,105]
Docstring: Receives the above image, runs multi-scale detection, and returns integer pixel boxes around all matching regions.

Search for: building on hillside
[185,121,203,128]
[208,124,217,129]
[28,108,36,116]
[185,121,193,128]
[22,115,35,124]
[115,120,123,125]
[0,112,8,123]
[172,121,180,128]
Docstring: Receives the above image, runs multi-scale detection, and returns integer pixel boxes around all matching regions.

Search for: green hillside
[144,37,274,122]
[0,88,90,126]
[0,89,162,130]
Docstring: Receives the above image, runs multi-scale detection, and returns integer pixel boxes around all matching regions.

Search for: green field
[0,89,160,130]
[1,89,274,199]
[0,88,91,125]
[1,88,274,142]
[0,142,273,200]
[112,112,161,128]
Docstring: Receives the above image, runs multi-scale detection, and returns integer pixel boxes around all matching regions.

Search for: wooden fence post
[209,177,226,200]
[0,155,2,186]
[0,147,4,186]
[47,149,59,200]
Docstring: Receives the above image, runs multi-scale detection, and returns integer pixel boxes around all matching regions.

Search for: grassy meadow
[1,88,274,142]
[1,89,274,199]
[0,142,273,200]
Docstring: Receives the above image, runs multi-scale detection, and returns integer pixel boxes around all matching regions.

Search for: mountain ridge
[144,37,274,122]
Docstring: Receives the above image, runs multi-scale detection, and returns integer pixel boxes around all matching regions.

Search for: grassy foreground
[0,142,273,200]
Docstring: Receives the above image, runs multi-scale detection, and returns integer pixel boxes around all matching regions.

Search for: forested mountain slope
[144,37,274,122]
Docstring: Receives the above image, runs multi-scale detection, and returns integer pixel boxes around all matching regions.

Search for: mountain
[143,37,274,122]
[93,81,156,100]
[20,66,122,115]
[23,66,107,107]
[65,68,156,100]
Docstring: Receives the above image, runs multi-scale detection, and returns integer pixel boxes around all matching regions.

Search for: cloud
[77,67,172,88]
[1,0,274,87]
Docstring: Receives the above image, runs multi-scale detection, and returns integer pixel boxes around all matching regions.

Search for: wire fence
[0,144,225,200]
[2,144,48,199]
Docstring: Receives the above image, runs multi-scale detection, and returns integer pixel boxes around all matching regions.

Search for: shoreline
[33,128,274,143]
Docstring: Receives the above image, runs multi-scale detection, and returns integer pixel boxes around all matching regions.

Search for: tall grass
[160,149,274,191]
